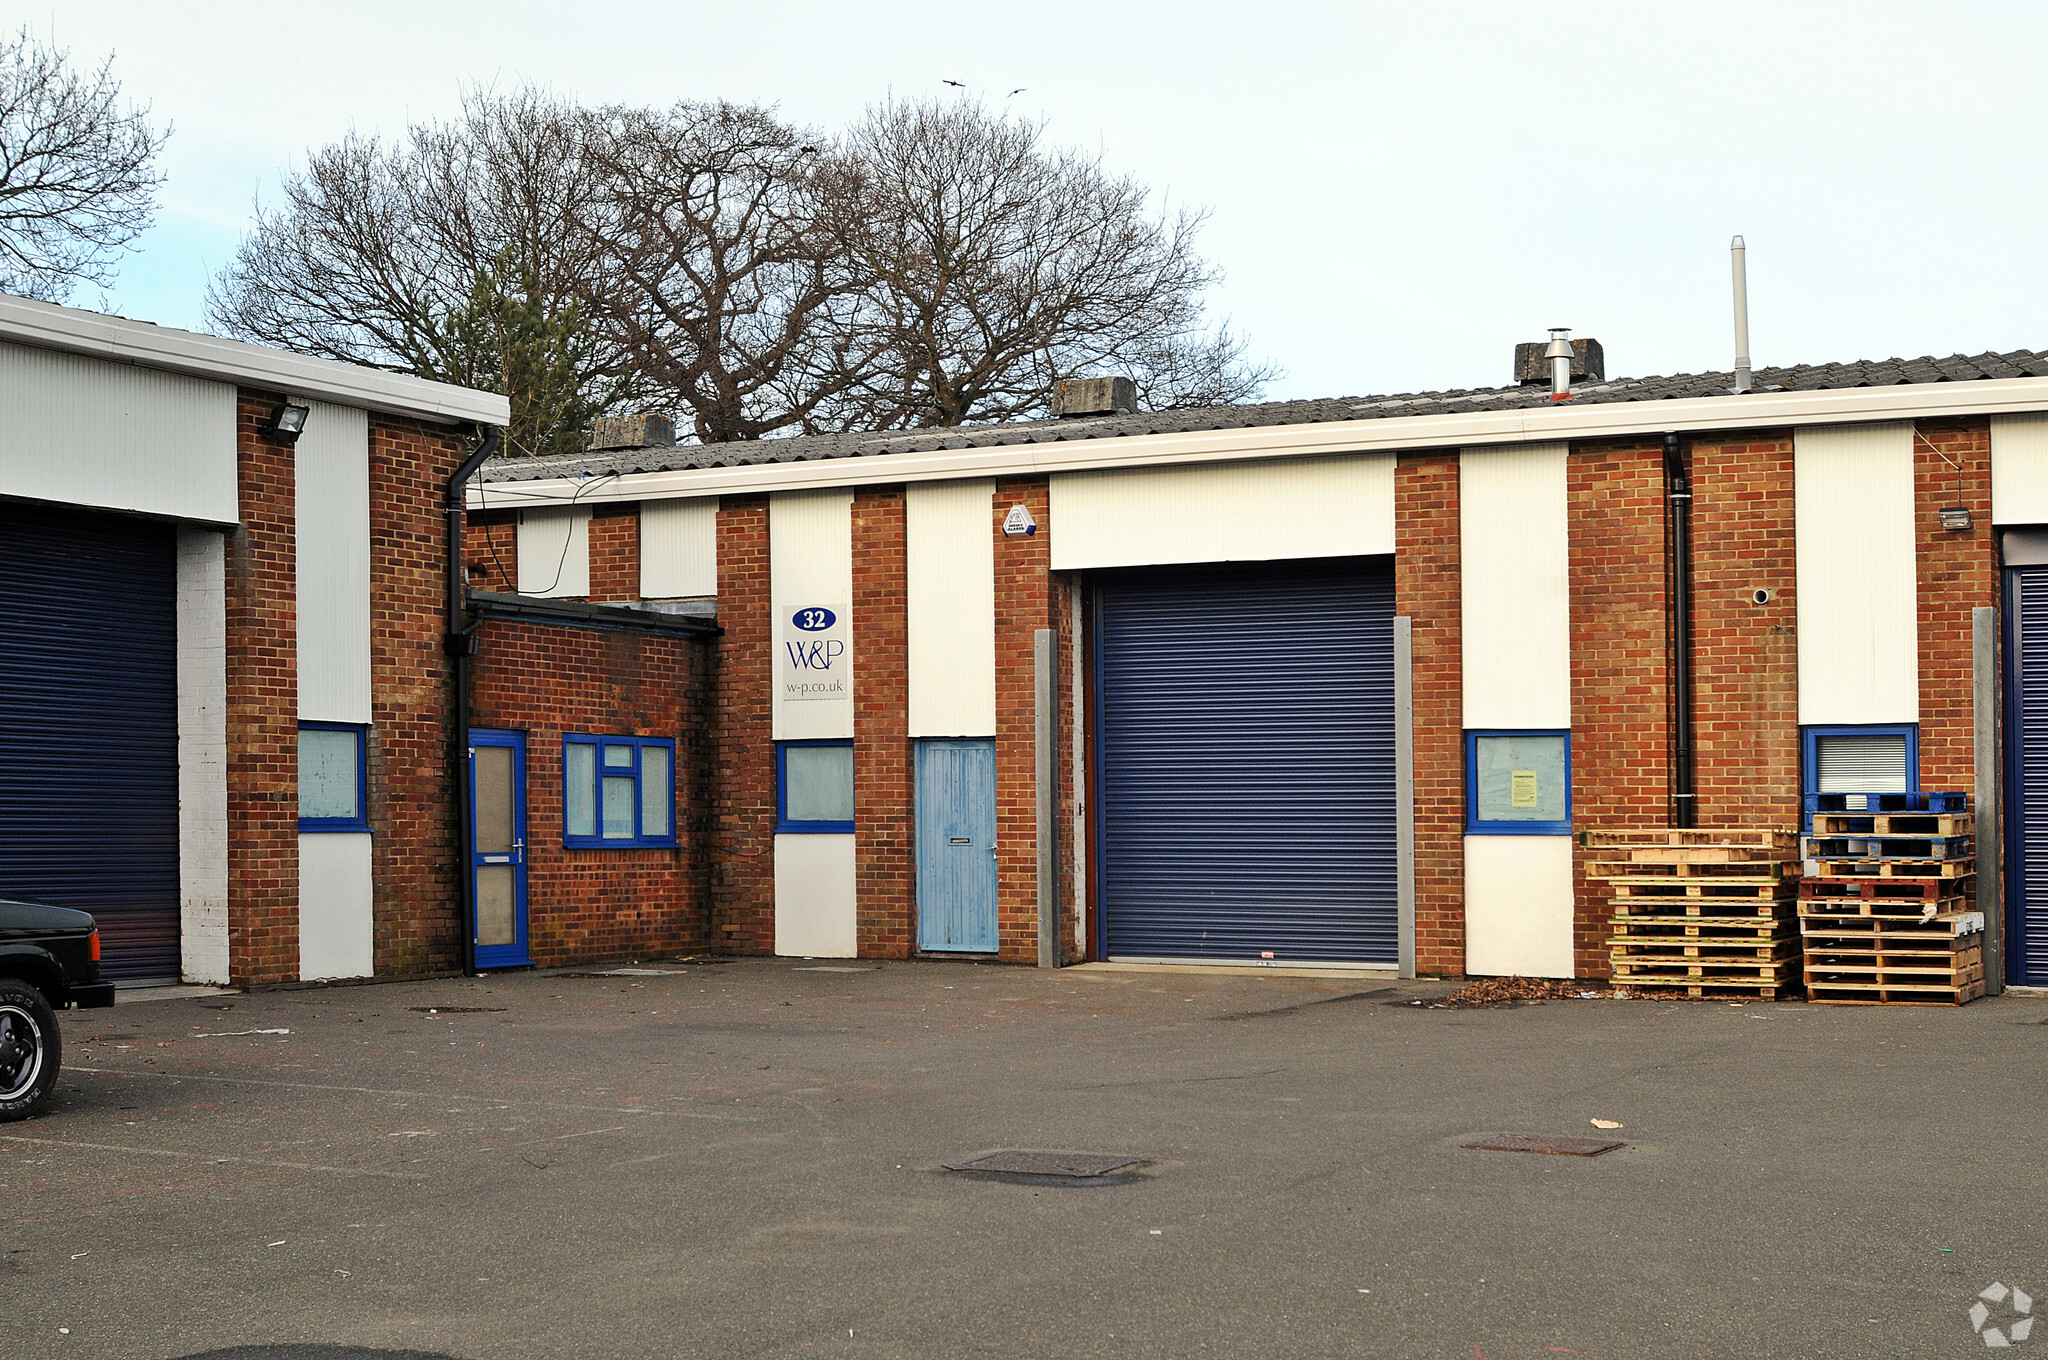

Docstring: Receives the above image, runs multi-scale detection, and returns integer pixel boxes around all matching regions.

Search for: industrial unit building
[13,283,2048,993]
[474,350,2048,990]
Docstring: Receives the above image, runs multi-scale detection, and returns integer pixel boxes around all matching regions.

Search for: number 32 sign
[779,603,851,706]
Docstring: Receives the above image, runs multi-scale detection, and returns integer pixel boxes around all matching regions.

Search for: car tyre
[0,978,60,1121]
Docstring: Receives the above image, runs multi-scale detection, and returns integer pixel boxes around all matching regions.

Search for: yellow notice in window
[1510,770,1540,807]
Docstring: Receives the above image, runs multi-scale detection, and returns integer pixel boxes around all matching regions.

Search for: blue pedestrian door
[469,729,531,968]
[916,739,999,953]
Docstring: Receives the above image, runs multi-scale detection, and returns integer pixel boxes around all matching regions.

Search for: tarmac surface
[4,958,2045,1359]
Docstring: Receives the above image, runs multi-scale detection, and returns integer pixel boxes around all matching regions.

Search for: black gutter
[1665,433,1697,828]
[445,425,501,977]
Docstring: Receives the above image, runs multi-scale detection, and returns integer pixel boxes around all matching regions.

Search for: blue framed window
[1801,724,1918,817]
[299,722,369,832]
[563,734,676,848]
[778,740,854,833]
[1465,729,1572,835]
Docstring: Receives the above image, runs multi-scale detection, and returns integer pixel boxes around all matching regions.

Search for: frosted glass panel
[300,728,361,820]
[603,776,635,838]
[476,865,515,946]
[472,744,514,853]
[604,744,633,768]
[785,744,854,823]
[641,746,671,838]
[1473,734,1568,823]
[565,743,596,837]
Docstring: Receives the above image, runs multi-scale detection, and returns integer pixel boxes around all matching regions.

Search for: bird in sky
[1008,88,1027,96]
[943,79,965,87]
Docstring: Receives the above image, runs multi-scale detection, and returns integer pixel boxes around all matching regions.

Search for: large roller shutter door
[2010,566,2048,986]
[0,503,180,980]
[1096,558,1396,963]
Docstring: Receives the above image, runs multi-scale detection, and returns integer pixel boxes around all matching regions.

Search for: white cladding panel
[518,507,591,597]
[773,833,857,957]
[1795,423,1918,724]
[1992,413,2048,525]
[1463,835,1575,978]
[907,480,996,736]
[771,490,855,741]
[0,339,237,523]
[1048,453,1395,570]
[299,833,375,980]
[640,497,719,597]
[1460,443,1570,728]
[296,402,371,723]
[176,528,229,986]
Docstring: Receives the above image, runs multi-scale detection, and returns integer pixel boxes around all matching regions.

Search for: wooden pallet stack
[1584,829,1803,1001]
[1798,792,1984,1005]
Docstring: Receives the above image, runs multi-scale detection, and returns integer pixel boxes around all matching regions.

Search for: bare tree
[582,102,868,443]
[207,86,622,451]
[0,28,167,302]
[835,97,1273,428]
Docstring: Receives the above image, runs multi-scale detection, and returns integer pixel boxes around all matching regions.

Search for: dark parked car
[0,896,115,1119]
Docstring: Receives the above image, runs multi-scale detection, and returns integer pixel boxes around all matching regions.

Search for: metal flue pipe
[1731,236,1752,394]
[1545,327,1574,399]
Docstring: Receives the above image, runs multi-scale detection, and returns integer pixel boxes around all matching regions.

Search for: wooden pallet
[1809,812,1974,837]
[1612,956,1801,983]
[1613,915,1796,941]
[1615,979,1802,1001]
[1580,829,1798,852]
[1798,910,1984,941]
[1804,791,1968,816]
[1612,938,1801,963]
[1587,858,1797,880]
[1802,834,1973,862]
[1802,858,1975,880]
[1611,880,1796,901]
[1611,897,1795,920]
[1798,875,1974,906]
[1807,976,1985,1006]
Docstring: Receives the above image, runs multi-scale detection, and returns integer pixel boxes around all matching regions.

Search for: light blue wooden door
[916,739,999,953]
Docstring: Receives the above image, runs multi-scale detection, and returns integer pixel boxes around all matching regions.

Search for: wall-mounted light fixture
[1939,505,1973,532]
[267,400,312,445]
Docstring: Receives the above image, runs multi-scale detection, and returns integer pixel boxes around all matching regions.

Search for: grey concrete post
[1034,629,1060,968]
[1396,617,1416,979]
[1975,606,2004,995]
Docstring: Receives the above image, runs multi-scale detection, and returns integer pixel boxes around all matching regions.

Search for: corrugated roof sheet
[477,348,2048,485]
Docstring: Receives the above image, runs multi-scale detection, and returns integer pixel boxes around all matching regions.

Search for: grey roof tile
[478,347,2048,485]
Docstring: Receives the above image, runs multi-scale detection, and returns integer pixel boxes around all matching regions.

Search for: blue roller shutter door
[0,503,181,981]
[2009,566,2048,986]
[1096,558,1397,963]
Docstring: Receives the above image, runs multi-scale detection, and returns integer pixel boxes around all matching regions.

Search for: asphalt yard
[4,959,2045,1359]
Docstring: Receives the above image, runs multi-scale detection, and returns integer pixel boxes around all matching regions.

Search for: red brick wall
[469,618,712,966]
[588,504,639,602]
[368,416,469,976]
[852,489,914,958]
[1396,452,1463,976]
[993,479,1055,964]
[712,497,775,954]
[464,512,518,594]
[226,393,299,986]
[1567,439,1670,978]
[1915,420,1996,793]
[1690,432,1801,829]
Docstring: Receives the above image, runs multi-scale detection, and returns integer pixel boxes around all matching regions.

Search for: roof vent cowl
[1514,337,1605,388]
[1052,376,1137,418]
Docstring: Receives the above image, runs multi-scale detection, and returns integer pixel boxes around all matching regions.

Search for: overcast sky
[29,1,2048,402]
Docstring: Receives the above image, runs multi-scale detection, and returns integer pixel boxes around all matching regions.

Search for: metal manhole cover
[1464,1133,1624,1157]
[945,1151,1143,1180]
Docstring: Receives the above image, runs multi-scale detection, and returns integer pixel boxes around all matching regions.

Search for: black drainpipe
[445,424,502,976]
[1665,433,1697,828]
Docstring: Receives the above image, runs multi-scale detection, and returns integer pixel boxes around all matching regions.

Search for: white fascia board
[469,373,2048,508]
[0,292,510,428]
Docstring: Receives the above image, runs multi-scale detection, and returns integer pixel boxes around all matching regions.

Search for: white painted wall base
[773,833,857,957]
[299,833,375,980]
[175,527,229,985]
[1464,835,1575,978]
